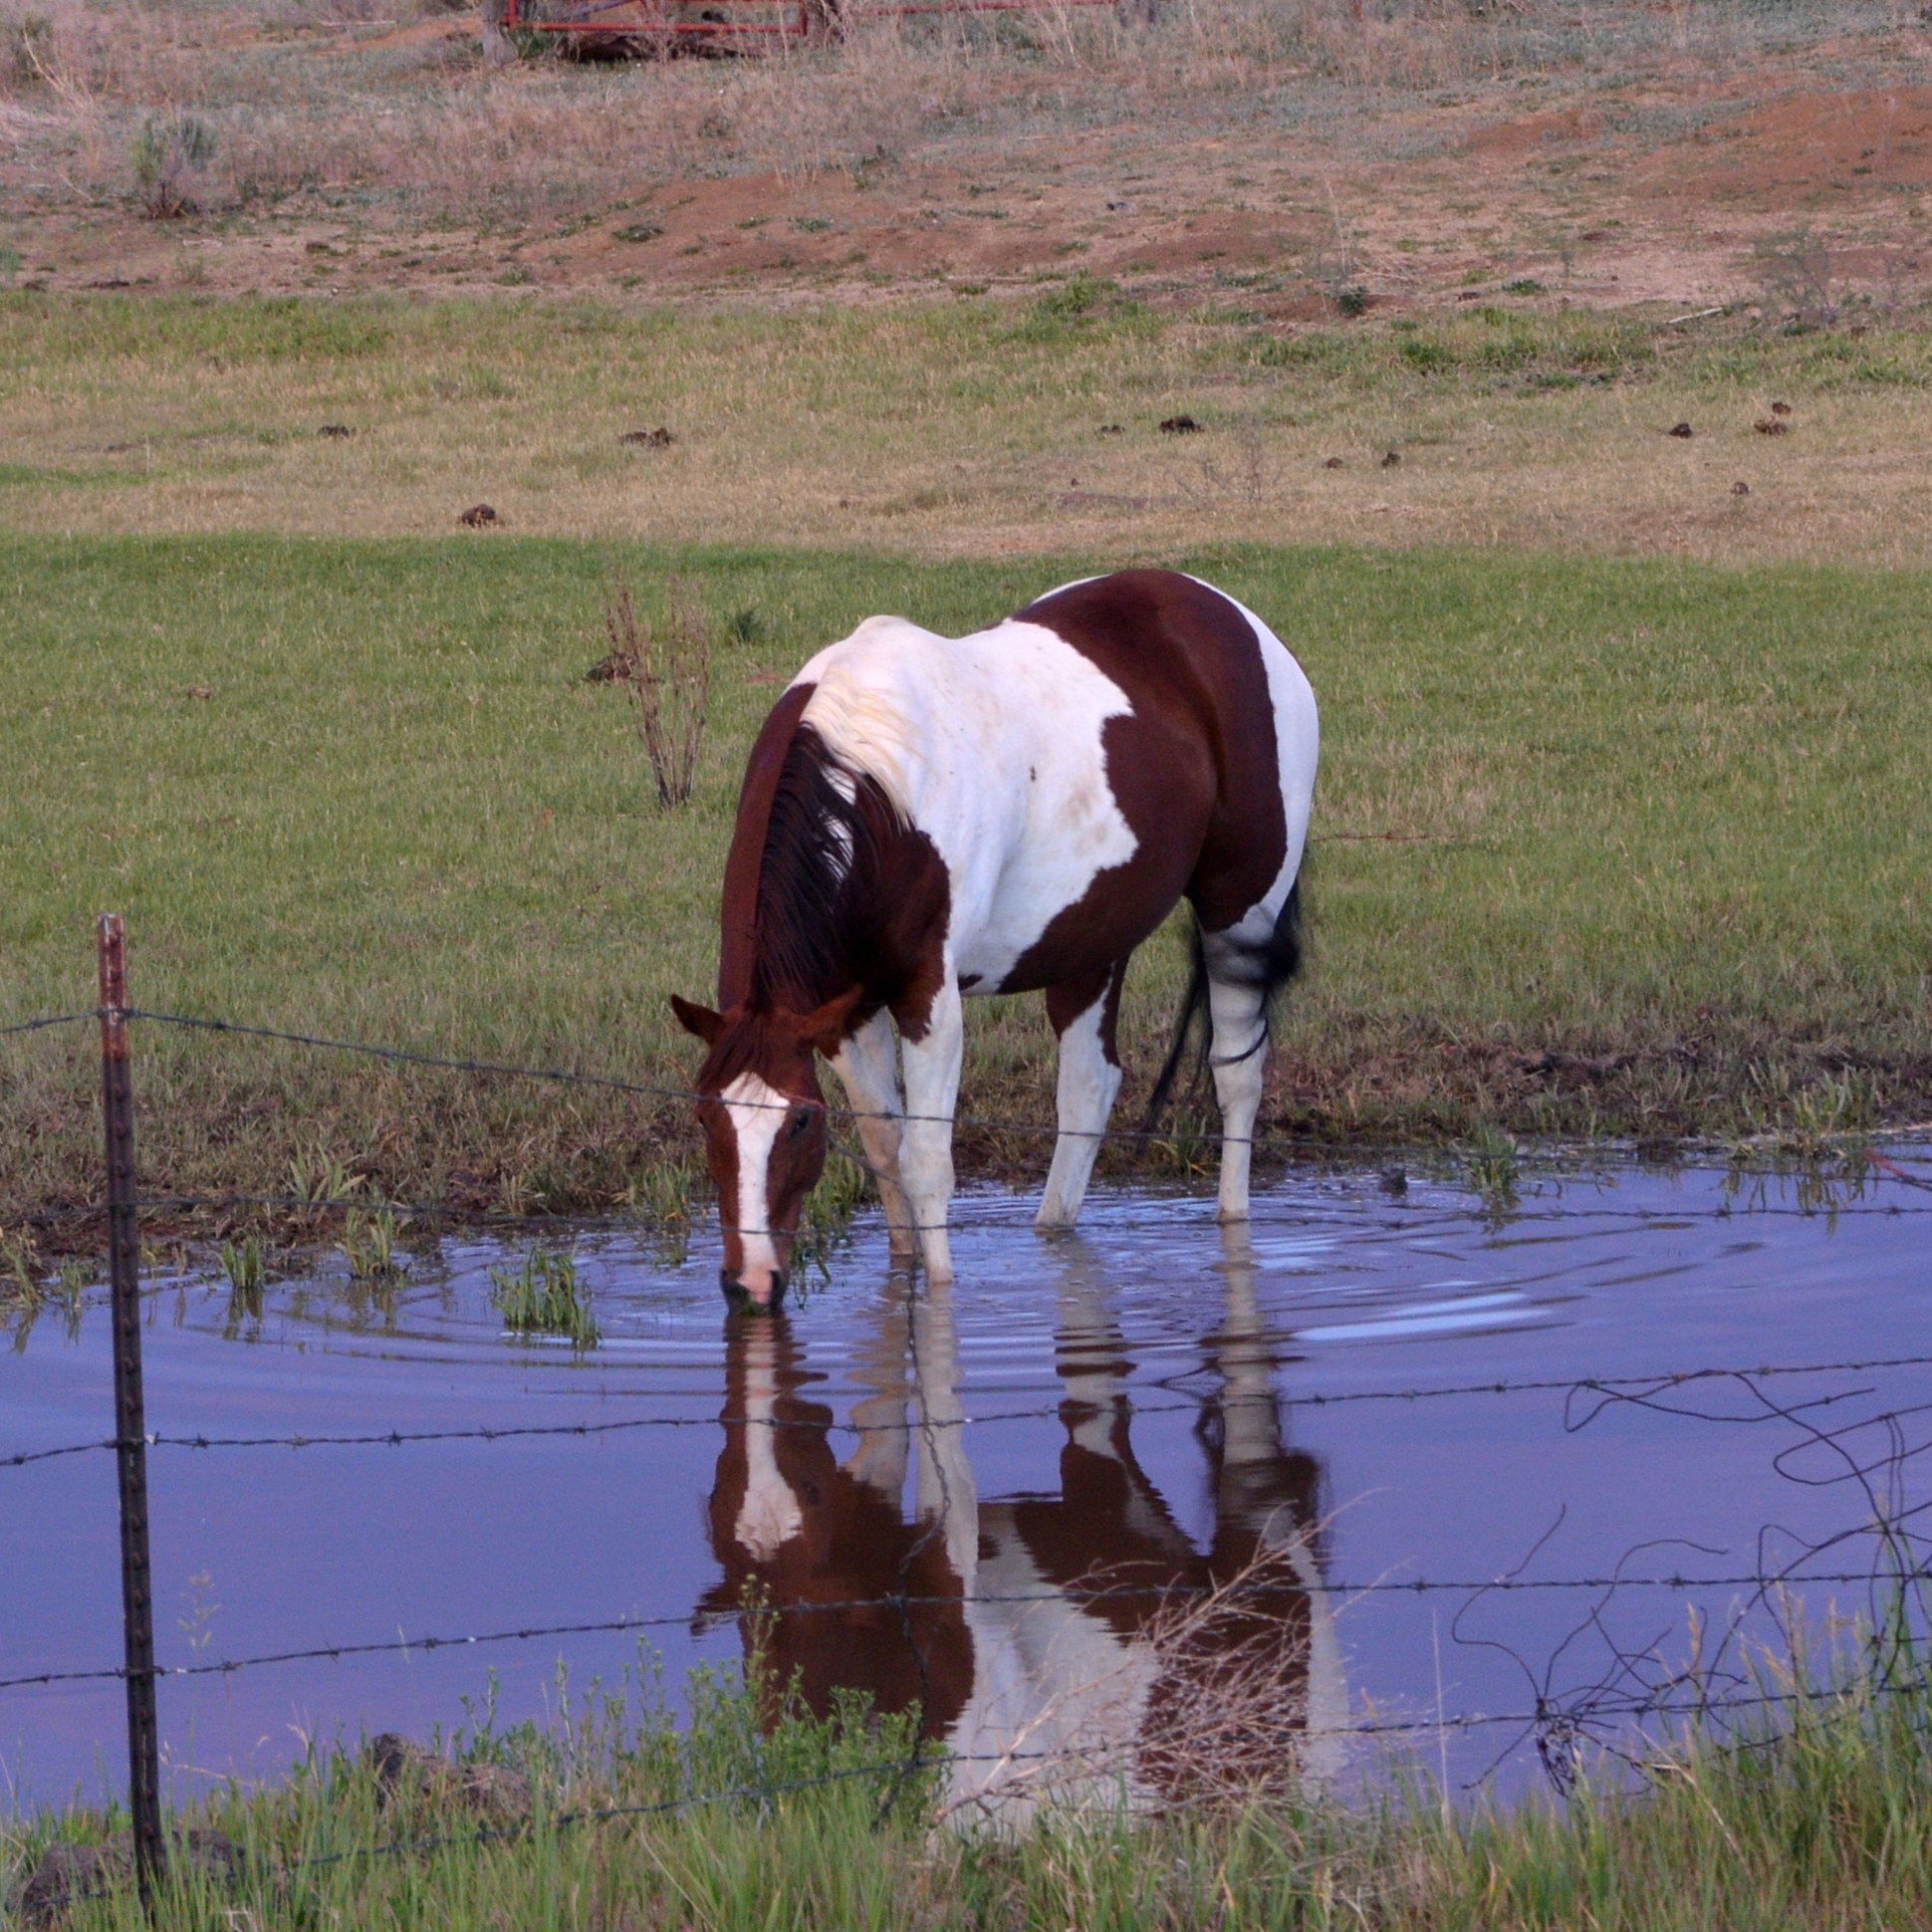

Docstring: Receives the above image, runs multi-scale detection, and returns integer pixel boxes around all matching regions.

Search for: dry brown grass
[0,0,1915,237]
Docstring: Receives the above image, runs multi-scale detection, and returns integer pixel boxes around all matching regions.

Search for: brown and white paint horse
[671,569,1319,1308]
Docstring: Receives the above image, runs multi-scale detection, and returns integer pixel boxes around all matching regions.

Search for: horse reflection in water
[696,1233,1345,1817]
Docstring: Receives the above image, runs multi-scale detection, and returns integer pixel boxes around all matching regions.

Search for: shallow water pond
[6,1151,1932,1813]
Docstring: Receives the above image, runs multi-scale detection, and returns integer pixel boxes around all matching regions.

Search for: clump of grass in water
[491,1246,599,1348]
[0,1224,42,1308]
[1459,1120,1520,1219]
[340,1205,406,1282]
[221,1235,267,1295]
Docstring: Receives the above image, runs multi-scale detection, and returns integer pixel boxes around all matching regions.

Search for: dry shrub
[1136,1539,1328,1811]
[603,572,712,809]
[130,111,213,216]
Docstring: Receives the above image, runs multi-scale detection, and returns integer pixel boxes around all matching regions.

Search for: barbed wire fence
[4,918,1932,1909]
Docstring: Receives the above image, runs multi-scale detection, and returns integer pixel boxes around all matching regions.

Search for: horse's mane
[748,721,900,1013]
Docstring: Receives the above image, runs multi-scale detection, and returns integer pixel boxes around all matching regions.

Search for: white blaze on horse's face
[722,1072,789,1302]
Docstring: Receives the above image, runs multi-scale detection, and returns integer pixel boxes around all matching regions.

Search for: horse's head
[670,989,861,1311]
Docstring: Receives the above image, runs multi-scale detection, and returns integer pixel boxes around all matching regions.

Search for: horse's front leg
[830,1009,917,1264]
[897,978,964,1284]
[1037,962,1126,1230]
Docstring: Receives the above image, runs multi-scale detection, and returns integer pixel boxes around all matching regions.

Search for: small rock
[618,426,674,448]
[1379,448,1401,468]
[457,503,498,527]
[1732,480,1751,496]
[1158,414,1200,434]
[1770,398,1792,415]
[318,424,354,439]
[1322,455,1344,469]
[15,1840,130,1927]
[363,1734,531,1822]
[459,1763,533,1823]
[13,1830,235,1927]
[1666,421,1693,438]
[1754,416,1788,435]
[365,1731,437,1795]
[186,685,211,701]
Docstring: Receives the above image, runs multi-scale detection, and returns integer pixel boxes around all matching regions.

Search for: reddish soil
[9,26,1932,316]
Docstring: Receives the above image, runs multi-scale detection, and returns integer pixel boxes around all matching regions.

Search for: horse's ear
[669,995,726,1046]
[797,986,864,1058]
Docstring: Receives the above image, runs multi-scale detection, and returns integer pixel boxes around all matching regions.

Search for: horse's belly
[948,772,1140,992]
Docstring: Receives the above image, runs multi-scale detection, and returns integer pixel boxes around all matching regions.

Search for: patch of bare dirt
[9,15,1932,320]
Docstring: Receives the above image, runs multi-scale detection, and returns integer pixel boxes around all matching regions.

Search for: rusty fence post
[99,913,163,1906]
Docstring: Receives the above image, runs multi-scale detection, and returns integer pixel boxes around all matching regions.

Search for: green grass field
[2,530,1927,1236]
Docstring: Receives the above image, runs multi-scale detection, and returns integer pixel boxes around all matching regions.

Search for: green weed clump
[489,1246,599,1347]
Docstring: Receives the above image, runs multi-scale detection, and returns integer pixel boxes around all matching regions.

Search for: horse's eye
[791,1105,815,1135]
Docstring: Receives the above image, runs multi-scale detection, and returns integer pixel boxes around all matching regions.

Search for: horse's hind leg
[1037,962,1126,1230]
[830,1009,917,1263]
[1202,927,1271,1224]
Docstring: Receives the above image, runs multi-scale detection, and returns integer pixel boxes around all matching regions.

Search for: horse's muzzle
[720,1267,786,1314]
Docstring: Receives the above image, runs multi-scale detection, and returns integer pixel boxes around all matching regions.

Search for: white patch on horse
[734,1324,804,1559]
[722,1072,787,1276]
[794,615,1140,992]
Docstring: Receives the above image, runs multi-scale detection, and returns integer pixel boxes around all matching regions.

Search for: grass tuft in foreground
[9,1621,1932,1929]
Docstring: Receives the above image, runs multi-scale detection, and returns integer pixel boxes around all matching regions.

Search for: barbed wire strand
[11,1354,1932,1474]
[6,1557,1924,1697]
[114,1008,1931,1165]
[0,1012,93,1040]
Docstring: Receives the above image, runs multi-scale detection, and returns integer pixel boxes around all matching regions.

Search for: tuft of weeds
[340,1204,405,1281]
[628,1154,702,1264]
[490,1245,599,1347]
[0,1223,42,1308]
[1458,1121,1521,1220]
[288,1141,362,1226]
[220,1234,267,1294]
[600,570,712,811]
[129,115,215,220]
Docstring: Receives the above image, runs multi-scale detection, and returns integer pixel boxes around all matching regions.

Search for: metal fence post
[99,913,162,1905]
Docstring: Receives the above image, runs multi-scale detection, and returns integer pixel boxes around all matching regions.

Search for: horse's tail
[1142,879,1304,1131]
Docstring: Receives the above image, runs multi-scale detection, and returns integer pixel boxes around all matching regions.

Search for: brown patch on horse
[1044,958,1128,1067]
[717,710,953,1041]
[698,1316,973,1733]
[1002,571,1290,990]
[718,682,818,1012]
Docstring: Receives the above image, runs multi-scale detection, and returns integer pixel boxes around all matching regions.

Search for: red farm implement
[501,0,1136,52]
